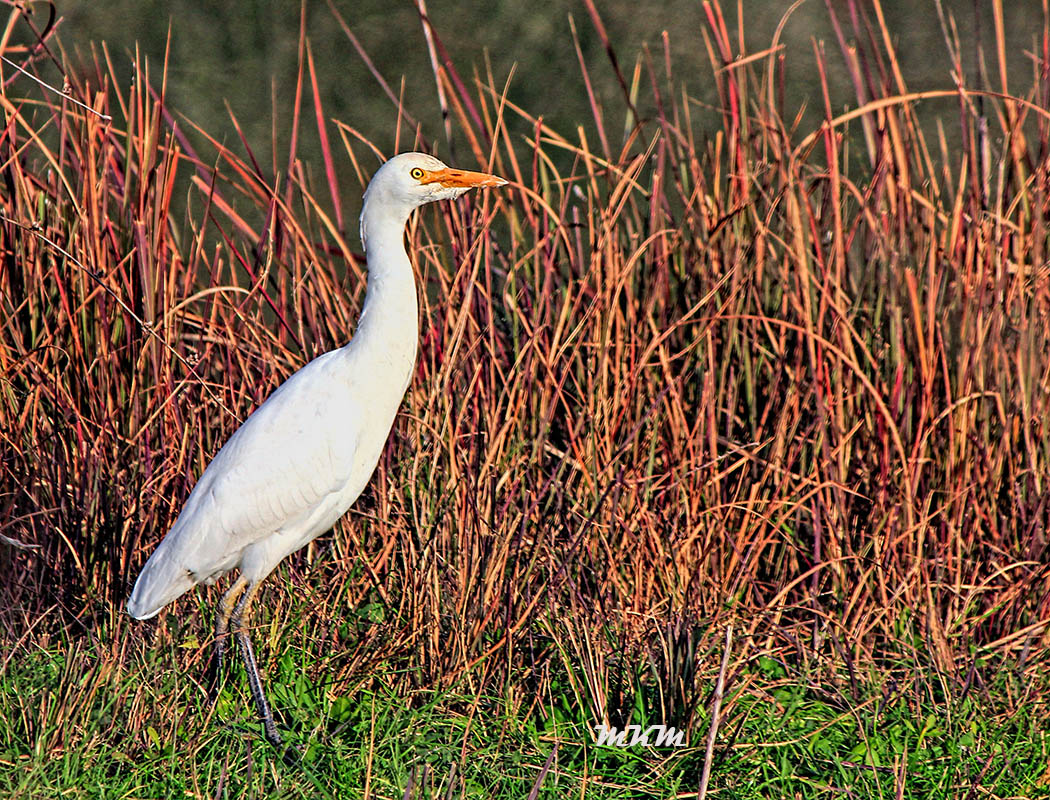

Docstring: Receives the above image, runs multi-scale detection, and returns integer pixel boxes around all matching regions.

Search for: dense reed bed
[1,0,1049,796]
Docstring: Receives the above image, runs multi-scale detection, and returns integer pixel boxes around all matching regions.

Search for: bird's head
[364,152,506,214]
[360,152,506,253]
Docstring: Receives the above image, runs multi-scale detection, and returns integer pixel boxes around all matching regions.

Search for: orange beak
[420,167,507,188]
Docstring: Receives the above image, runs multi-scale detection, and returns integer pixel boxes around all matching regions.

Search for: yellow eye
[410,167,425,180]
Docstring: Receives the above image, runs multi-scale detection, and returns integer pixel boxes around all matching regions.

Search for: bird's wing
[168,350,364,573]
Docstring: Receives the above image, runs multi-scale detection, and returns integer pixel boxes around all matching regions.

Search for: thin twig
[1,54,111,121]
[698,624,733,800]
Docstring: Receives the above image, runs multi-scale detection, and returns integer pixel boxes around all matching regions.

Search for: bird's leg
[231,579,283,747]
[210,574,249,703]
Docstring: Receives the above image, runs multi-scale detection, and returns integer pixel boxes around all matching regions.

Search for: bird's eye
[410,167,425,180]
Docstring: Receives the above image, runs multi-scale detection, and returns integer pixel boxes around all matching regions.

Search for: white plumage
[126,152,505,746]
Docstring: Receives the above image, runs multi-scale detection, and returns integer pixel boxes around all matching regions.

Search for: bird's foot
[263,717,282,747]
[278,741,304,767]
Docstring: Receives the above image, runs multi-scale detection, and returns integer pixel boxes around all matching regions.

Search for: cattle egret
[127,152,506,746]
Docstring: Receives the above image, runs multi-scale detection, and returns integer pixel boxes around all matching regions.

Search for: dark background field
[56,1,1046,185]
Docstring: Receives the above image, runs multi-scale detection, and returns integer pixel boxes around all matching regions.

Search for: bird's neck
[351,210,419,380]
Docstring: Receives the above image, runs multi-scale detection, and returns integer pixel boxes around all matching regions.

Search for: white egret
[127,152,506,746]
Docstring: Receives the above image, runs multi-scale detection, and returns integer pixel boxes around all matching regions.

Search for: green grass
[3,624,1047,798]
